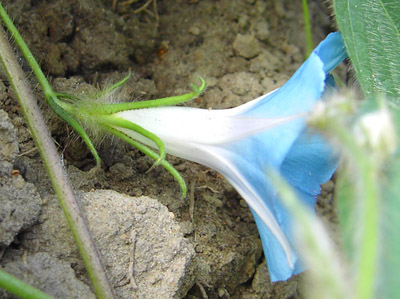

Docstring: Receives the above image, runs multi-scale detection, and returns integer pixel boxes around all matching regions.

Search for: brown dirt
[0,0,338,298]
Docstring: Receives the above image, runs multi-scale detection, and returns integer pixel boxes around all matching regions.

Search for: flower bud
[354,107,396,159]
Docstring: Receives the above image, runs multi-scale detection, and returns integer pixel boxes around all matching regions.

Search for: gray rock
[17,188,196,298]
[0,175,41,248]
[0,110,18,177]
[0,252,95,299]
[82,190,196,299]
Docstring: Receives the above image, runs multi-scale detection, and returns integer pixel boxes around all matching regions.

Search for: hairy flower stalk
[61,33,347,281]
[57,79,207,197]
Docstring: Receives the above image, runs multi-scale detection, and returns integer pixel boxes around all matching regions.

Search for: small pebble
[188,25,201,36]
[233,34,261,59]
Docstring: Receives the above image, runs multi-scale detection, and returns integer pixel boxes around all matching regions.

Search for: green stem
[0,3,55,99]
[91,78,206,114]
[356,164,379,299]
[314,119,379,299]
[0,3,100,165]
[95,73,131,98]
[51,98,101,164]
[0,269,54,299]
[101,115,166,165]
[302,0,313,58]
[104,125,187,198]
[0,14,115,299]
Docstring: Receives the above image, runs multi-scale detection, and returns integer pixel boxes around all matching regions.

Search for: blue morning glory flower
[113,32,347,281]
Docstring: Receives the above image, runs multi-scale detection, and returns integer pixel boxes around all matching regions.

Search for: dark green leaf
[334,0,400,99]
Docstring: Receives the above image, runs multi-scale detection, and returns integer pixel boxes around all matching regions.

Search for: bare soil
[0,0,338,298]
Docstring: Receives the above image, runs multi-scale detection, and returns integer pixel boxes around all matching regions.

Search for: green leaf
[334,0,400,99]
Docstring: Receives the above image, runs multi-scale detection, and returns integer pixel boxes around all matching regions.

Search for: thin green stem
[0,3,101,165]
[91,78,206,114]
[0,13,115,299]
[302,0,313,58]
[95,73,131,98]
[53,96,101,164]
[356,162,379,299]
[0,269,54,299]
[104,125,187,198]
[0,3,55,99]
[101,115,166,165]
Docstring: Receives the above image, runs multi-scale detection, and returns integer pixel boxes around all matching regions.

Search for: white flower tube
[112,32,347,281]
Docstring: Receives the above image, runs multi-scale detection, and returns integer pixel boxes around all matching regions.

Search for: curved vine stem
[103,125,187,198]
[90,77,206,114]
[0,5,115,299]
[101,114,166,167]
[0,3,100,165]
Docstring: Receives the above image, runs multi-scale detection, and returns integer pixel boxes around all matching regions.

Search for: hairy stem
[0,3,101,165]
[91,78,206,114]
[0,3,55,98]
[0,21,115,299]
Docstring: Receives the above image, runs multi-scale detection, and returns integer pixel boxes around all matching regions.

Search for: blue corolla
[112,32,347,281]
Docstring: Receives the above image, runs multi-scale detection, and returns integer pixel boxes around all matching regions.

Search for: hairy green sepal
[56,77,206,198]
[104,125,187,198]
[0,0,205,198]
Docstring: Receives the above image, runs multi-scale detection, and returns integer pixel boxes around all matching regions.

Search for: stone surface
[0,252,95,298]
[18,189,196,299]
[82,190,196,299]
[0,175,42,248]
[0,110,18,177]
